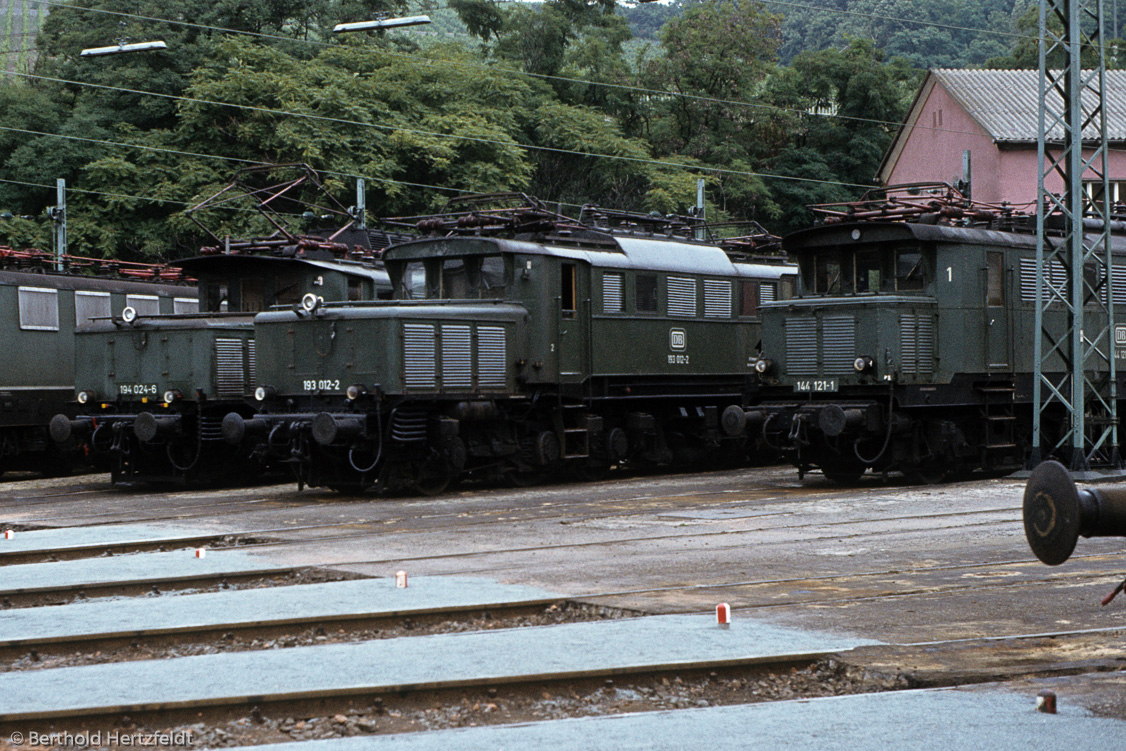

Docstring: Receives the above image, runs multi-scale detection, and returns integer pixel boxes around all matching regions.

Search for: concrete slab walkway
[0,549,300,596]
[0,614,879,721]
[216,685,1126,751]
[0,577,560,646]
[0,523,227,557]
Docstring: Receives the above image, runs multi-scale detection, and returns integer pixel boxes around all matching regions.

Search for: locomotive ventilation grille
[442,325,473,389]
[821,315,856,375]
[1019,257,1126,303]
[703,280,732,318]
[404,323,437,389]
[214,338,250,397]
[899,314,935,375]
[404,322,507,390]
[784,316,855,376]
[785,319,818,376]
[477,326,507,388]
[667,277,696,317]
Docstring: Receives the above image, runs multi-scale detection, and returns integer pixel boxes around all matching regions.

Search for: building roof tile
[932,68,1126,143]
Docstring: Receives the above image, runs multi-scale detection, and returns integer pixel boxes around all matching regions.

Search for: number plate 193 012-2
[793,378,838,393]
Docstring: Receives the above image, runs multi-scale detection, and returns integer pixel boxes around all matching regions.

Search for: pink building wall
[883,78,1126,207]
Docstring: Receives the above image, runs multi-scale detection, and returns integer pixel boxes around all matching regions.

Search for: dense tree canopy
[0,0,1042,258]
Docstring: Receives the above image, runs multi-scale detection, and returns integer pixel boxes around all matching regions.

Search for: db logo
[1116,325,1126,345]
[669,328,687,351]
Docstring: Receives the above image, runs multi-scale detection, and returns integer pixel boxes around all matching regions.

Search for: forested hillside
[0,0,1055,259]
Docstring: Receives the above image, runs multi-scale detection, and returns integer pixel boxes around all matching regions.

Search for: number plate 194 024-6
[793,378,839,393]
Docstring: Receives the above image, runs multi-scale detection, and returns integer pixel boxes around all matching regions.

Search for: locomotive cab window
[854,249,882,293]
[561,263,577,318]
[75,290,111,327]
[739,281,759,317]
[894,249,927,292]
[478,256,506,299]
[987,251,1004,306]
[399,262,428,300]
[18,287,59,331]
[126,294,160,317]
[636,274,658,312]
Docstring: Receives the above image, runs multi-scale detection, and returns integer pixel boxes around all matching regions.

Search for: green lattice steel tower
[1033,0,1120,471]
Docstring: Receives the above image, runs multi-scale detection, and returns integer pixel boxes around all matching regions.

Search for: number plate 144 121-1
[793,378,839,393]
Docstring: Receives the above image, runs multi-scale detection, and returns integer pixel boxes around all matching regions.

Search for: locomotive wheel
[413,472,451,496]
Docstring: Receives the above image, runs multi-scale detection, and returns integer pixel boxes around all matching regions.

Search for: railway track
[0,468,1123,747]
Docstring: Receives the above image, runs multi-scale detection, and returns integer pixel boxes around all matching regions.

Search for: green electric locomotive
[0,248,190,475]
[227,200,796,493]
[49,166,402,484]
[753,184,1126,483]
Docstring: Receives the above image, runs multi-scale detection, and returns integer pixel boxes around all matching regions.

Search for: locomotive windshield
[398,256,508,300]
[804,244,929,296]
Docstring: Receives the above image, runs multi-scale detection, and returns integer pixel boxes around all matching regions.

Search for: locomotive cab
[756,216,1032,484]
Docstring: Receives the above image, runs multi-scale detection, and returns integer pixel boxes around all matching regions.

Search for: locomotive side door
[984,250,1012,370]
[557,261,589,381]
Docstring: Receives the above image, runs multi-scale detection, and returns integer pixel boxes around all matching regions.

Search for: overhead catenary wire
[30,0,1035,139]
[0,68,882,192]
[0,0,1071,224]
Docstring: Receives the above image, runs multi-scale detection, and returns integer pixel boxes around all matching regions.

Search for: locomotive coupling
[1023,460,1126,565]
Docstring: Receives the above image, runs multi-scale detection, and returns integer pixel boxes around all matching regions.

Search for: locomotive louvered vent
[821,315,856,375]
[667,277,697,317]
[247,339,257,388]
[390,409,428,443]
[1019,257,1067,302]
[403,323,436,389]
[442,325,472,389]
[477,325,507,388]
[703,280,732,318]
[603,273,623,313]
[900,314,935,375]
[214,338,247,397]
[785,318,818,376]
[759,283,776,305]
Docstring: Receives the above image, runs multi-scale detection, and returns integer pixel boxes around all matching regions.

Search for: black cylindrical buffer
[49,414,90,443]
[1023,460,1126,565]
[221,413,269,446]
[133,413,179,443]
[311,412,364,446]
[818,406,865,437]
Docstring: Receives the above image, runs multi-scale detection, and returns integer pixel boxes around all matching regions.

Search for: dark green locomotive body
[754,220,1126,482]
[52,253,392,484]
[237,232,796,493]
[0,267,189,473]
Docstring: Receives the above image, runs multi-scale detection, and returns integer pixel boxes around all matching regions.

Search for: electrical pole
[1032,0,1120,474]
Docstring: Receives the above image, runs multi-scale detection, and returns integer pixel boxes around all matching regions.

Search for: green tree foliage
[765,40,920,232]
[0,0,1062,258]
